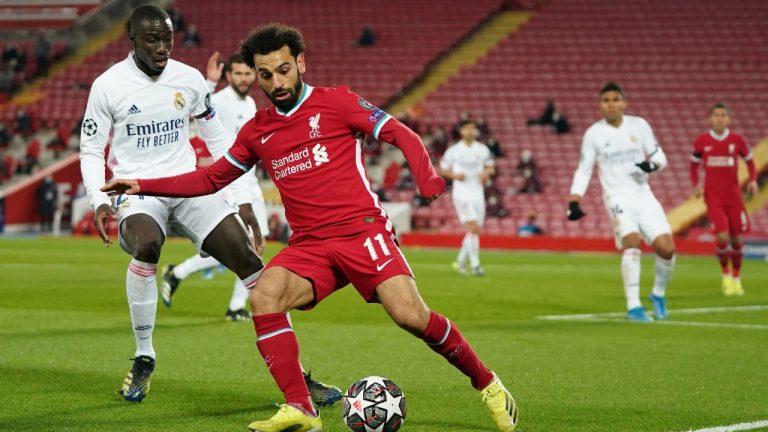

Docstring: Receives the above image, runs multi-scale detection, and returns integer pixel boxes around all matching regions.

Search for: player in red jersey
[690,103,758,296]
[102,24,518,432]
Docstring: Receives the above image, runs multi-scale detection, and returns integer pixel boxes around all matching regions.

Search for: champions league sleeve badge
[174,92,186,110]
[82,118,98,136]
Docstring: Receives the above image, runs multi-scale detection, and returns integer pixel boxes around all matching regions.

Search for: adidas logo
[127,105,141,115]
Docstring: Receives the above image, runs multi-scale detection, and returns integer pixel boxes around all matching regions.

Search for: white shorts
[452,196,486,226]
[220,189,270,238]
[114,193,235,254]
[603,190,671,249]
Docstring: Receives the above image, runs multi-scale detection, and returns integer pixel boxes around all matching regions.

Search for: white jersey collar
[275,84,313,117]
[709,128,730,141]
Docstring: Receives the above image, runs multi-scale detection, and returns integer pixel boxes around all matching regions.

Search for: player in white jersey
[439,118,495,276]
[78,6,266,403]
[160,52,271,321]
[567,82,675,322]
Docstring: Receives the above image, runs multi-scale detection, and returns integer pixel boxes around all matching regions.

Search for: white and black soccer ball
[342,376,406,432]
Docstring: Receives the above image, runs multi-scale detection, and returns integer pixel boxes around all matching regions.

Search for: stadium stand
[412,0,768,238]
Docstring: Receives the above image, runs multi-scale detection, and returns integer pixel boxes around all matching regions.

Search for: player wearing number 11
[103,23,518,432]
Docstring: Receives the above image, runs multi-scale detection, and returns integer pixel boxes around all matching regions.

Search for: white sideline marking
[679,419,768,432]
[538,305,768,321]
[537,305,768,331]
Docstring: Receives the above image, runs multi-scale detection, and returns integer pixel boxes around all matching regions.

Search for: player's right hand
[746,180,758,196]
[101,179,141,196]
[94,203,116,246]
[567,201,586,221]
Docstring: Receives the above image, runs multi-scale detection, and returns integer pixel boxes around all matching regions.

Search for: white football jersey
[210,85,263,201]
[80,53,229,209]
[570,114,667,198]
[440,140,493,199]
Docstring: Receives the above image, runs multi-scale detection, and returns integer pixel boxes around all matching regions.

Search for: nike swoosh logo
[261,132,275,144]
[376,258,395,272]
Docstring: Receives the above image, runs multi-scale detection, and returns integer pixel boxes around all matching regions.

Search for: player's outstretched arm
[378,120,445,199]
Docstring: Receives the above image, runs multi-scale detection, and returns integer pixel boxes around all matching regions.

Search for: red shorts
[265,225,414,309]
[706,201,750,236]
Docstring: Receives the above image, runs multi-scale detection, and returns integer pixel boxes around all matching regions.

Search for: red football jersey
[137,84,445,241]
[691,130,752,205]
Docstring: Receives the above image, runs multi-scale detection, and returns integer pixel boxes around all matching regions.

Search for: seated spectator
[517,211,544,237]
[2,43,26,72]
[516,149,542,193]
[16,109,32,136]
[395,164,416,190]
[486,138,504,158]
[0,64,14,94]
[486,194,509,218]
[527,100,555,126]
[19,138,41,174]
[552,111,571,134]
[47,122,70,159]
[182,24,202,48]
[165,4,185,31]
[371,181,389,203]
[476,115,491,142]
[34,30,51,77]
[0,123,9,149]
[357,25,377,47]
[37,176,57,232]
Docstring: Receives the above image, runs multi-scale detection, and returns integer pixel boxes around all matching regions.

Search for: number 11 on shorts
[363,233,391,261]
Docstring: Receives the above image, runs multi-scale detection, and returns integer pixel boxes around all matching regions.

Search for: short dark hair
[240,23,305,69]
[709,102,730,114]
[459,118,476,128]
[224,52,247,74]
[129,5,170,35]
[599,82,624,98]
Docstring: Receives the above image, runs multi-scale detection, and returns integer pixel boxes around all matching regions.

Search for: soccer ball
[342,376,407,432]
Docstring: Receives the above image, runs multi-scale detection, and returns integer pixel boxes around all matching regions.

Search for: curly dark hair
[240,23,305,68]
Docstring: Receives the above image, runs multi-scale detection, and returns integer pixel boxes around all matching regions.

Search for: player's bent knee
[132,239,162,262]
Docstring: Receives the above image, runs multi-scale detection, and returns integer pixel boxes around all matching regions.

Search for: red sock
[420,311,494,390]
[715,241,730,275]
[731,242,743,278]
[252,313,315,416]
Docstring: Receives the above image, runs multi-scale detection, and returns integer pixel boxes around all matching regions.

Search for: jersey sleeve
[79,78,113,210]
[691,136,703,163]
[439,147,454,171]
[738,135,753,160]
[334,86,392,140]
[224,121,260,174]
[641,119,667,170]
[569,129,596,197]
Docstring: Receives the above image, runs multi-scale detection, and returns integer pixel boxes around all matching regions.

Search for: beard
[265,73,303,112]
[232,82,252,98]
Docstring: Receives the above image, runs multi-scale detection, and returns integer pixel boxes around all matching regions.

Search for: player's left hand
[101,179,140,196]
[635,161,658,173]
[746,180,758,195]
[421,175,446,202]
[238,203,265,256]
[206,51,224,83]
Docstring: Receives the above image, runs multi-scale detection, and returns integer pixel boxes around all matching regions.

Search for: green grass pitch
[1,236,766,432]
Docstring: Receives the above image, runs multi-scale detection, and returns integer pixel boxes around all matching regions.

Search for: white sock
[126,259,158,359]
[621,248,642,310]
[457,233,471,266]
[651,255,675,298]
[173,255,220,280]
[228,278,250,311]
[468,233,481,268]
